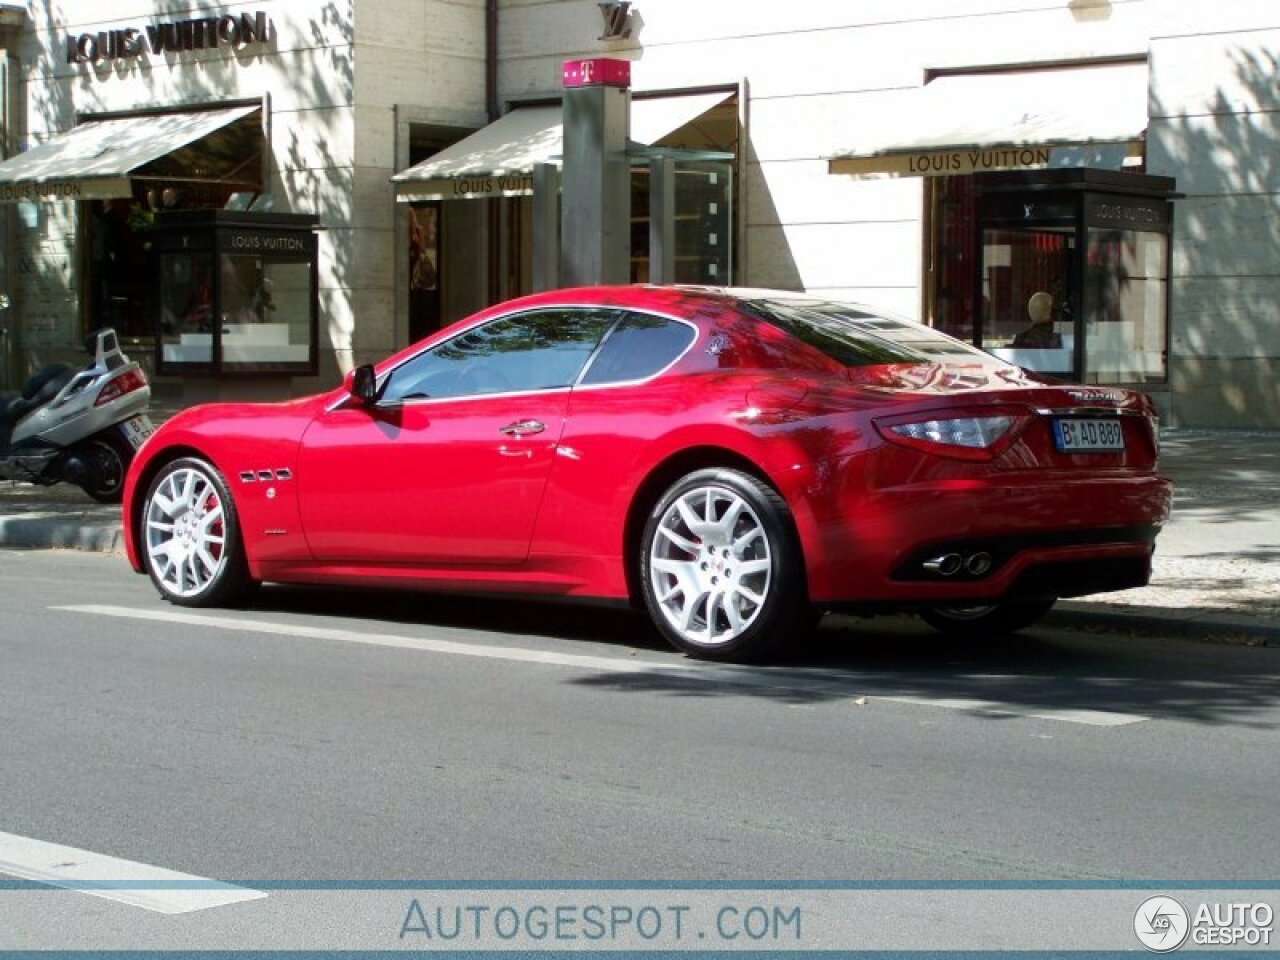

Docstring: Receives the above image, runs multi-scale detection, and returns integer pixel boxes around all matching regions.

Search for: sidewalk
[1,430,1277,645]
[1052,430,1280,644]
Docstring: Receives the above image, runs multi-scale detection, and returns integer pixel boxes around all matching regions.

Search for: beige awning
[828,62,1147,178]
[0,104,261,202]
[393,90,735,201]
[393,107,561,201]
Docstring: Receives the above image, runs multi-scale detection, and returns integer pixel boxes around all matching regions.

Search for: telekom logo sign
[562,57,631,89]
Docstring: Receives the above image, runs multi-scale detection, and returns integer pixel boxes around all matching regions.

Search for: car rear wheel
[641,468,810,662]
[920,598,1056,638]
[142,457,253,607]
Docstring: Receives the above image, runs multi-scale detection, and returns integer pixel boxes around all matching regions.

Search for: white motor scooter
[0,328,153,502]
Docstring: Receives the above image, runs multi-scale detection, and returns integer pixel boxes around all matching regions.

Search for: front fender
[123,403,318,575]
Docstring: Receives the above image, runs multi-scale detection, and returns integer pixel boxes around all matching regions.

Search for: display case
[152,210,320,375]
[974,169,1178,386]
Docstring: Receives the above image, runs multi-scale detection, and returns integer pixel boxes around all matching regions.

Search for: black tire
[141,457,254,607]
[640,467,811,662]
[920,597,1056,639]
[75,432,133,503]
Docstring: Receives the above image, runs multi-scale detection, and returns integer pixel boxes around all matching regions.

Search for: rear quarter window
[579,312,696,385]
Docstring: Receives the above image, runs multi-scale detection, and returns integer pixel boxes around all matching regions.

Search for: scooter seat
[21,363,76,402]
[0,364,76,446]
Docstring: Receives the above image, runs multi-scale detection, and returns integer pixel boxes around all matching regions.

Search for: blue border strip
[0,953,1274,960]
[1,879,1277,890]
[0,954,1270,960]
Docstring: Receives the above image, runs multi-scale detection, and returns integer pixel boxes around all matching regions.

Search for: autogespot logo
[1135,896,1191,952]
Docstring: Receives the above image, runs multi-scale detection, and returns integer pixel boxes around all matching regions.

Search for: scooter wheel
[75,433,133,503]
[141,457,253,607]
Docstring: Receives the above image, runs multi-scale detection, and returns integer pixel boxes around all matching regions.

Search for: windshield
[744,298,994,368]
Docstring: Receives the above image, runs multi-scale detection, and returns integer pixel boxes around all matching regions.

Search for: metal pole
[560,59,631,287]
[648,156,675,284]
[532,162,560,291]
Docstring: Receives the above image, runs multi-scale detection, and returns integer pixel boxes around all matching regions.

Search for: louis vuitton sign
[66,11,270,65]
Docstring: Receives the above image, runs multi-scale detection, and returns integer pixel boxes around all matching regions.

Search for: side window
[381,308,618,402]
[579,312,696,386]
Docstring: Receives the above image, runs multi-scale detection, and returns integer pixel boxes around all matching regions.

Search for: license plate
[120,414,156,450]
[1053,418,1124,453]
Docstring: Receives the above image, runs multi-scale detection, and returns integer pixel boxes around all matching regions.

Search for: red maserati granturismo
[123,286,1171,661]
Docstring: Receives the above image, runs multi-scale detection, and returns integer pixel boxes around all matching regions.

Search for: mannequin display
[1012,291,1061,348]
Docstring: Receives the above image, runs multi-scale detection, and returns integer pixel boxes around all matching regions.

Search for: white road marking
[0,831,266,914]
[55,604,1149,726]
[57,602,706,675]
[874,695,1146,727]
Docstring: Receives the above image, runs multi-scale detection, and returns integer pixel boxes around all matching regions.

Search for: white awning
[0,104,261,203]
[828,62,1148,178]
[392,107,561,201]
[394,90,735,201]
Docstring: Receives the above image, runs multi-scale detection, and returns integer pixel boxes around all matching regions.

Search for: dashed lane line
[0,830,266,914]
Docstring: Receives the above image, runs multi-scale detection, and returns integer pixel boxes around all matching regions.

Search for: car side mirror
[349,364,380,405]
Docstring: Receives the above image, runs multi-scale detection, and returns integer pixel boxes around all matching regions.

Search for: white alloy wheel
[144,461,234,602]
[648,483,775,648]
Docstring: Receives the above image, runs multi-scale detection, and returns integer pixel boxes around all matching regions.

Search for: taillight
[95,368,147,407]
[875,408,1027,461]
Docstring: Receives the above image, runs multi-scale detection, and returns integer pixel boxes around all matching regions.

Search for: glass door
[630,157,734,284]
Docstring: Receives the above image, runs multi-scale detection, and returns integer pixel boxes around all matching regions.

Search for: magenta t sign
[562,57,631,89]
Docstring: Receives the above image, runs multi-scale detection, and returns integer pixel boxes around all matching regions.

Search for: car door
[296,307,619,566]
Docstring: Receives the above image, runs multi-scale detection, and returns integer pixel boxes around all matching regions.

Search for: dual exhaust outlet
[922,551,993,578]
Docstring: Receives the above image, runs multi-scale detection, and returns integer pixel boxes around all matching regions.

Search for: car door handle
[499,419,545,437]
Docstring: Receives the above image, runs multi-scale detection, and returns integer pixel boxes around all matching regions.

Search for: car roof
[498,284,901,321]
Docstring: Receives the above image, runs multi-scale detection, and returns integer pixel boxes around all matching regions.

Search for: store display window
[153,210,320,375]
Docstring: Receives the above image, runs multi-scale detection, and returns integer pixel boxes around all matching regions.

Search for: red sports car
[123,286,1171,661]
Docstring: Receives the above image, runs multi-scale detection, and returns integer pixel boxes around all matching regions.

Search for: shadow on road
[245,583,1280,729]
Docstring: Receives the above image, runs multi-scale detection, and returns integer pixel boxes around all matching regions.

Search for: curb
[0,514,123,554]
[1049,602,1280,647]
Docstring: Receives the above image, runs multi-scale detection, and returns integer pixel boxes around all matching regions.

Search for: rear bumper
[802,471,1172,606]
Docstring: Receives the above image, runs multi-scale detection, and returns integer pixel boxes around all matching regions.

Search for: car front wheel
[920,598,1056,638]
[640,468,810,662]
[141,457,253,607]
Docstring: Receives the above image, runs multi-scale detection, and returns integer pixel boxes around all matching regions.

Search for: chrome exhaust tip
[965,552,993,576]
[923,553,964,577]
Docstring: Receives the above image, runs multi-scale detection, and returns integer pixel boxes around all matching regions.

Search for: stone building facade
[0,0,1275,427]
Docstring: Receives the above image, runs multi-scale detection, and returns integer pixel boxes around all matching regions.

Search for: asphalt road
[2,549,1278,948]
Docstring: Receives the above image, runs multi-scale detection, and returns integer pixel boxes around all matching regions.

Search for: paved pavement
[1,430,1277,645]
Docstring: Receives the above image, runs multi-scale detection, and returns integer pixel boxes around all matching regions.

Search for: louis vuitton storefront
[0,2,327,398]
[827,60,1180,407]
